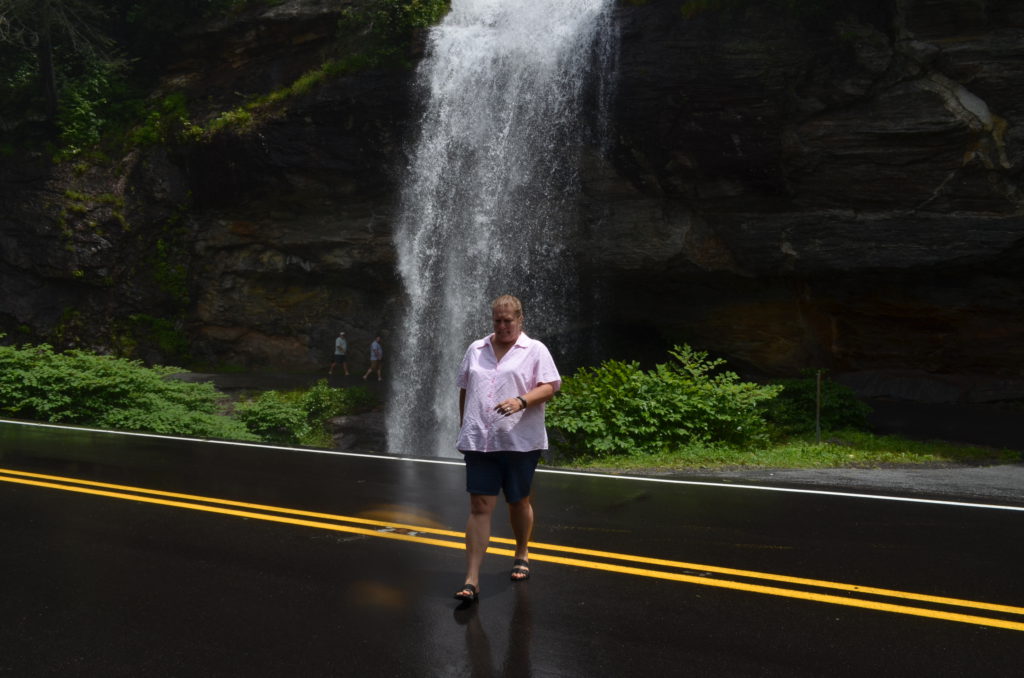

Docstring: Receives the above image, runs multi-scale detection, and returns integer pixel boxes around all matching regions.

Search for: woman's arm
[522,382,555,408]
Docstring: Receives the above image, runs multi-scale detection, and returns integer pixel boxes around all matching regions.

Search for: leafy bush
[234,391,308,444]
[56,59,127,158]
[302,379,376,422]
[235,380,377,446]
[547,345,781,458]
[762,371,872,436]
[125,93,198,147]
[0,346,377,448]
[0,341,255,440]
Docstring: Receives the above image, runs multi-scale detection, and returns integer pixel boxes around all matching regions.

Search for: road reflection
[453,584,533,678]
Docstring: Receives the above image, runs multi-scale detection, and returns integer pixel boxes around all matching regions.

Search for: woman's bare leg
[508,496,533,563]
[463,493,498,590]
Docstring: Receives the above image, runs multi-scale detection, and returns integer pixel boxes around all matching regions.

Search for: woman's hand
[494,397,525,417]
[494,384,555,417]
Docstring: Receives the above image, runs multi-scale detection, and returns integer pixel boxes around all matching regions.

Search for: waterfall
[387,0,617,457]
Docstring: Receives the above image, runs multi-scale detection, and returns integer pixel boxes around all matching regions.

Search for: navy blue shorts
[461,450,542,503]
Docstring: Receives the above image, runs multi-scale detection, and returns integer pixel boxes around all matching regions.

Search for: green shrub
[56,60,121,158]
[234,391,309,445]
[762,370,872,436]
[125,93,198,147]
[547,345,781,458]
[0,341,255,440]
[236,380,377,446]
[302,380,375,422]
[0,341,379,447]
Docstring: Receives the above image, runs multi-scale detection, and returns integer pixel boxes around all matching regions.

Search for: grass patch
[549,430,1020,473]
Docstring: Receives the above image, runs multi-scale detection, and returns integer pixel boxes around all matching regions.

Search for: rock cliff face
[588,0,1024,400]
[1,0,1022,402]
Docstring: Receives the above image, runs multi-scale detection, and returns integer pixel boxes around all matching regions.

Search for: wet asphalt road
[1,420,1022,677]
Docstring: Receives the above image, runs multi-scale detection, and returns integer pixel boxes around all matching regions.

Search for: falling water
[387,0,617,457]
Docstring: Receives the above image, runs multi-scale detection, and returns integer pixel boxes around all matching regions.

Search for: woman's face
[492,308,523,346]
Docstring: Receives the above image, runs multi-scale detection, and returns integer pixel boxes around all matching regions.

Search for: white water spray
[387,0,617,457]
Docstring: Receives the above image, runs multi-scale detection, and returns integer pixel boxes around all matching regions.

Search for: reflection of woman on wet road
[454,295,561,602]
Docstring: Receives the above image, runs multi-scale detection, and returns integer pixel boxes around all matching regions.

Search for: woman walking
[453,295,561,602]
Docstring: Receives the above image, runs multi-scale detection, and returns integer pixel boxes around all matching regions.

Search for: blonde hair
[491,294,523,319]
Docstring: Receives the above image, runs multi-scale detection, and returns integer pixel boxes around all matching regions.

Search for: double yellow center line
[2,466,1022,632]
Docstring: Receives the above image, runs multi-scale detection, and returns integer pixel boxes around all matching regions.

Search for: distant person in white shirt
[328,331,348,376]
[453,295,561,603]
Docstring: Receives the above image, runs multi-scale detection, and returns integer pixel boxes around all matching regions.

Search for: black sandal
[510,558,531,581]
[454,583,479,602]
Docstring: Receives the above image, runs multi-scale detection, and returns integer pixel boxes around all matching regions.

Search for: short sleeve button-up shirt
[456,332,561,453]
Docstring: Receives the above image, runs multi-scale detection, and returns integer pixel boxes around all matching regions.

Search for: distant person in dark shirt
[362,335,383,381]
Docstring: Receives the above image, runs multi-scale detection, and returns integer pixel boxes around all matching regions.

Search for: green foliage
[234,390,308,444]
[2,1,448,154]
[0,1,126,154]
[59,188,127,233]
[53,58,150,161]
[338,0,450,64]
[205,107,255,136]
[301,379,377,424]
[375,0,451,34]
[340,0,450,40]
[547,345,781,458]
[55,59,121,158]
[761,370,872,436]
[236,380,377,446]
[560,430,1020,472]
[126,93,199,147]
[274,56,374,96]
[202,51,380,138]
[0,340,255,440]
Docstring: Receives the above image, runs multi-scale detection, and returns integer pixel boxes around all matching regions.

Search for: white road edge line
[3,418,1022,512]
